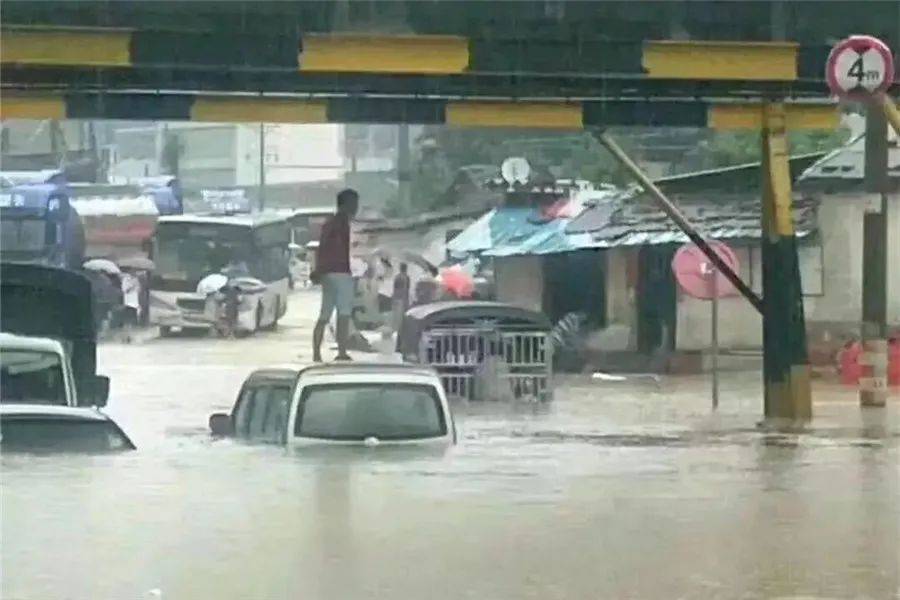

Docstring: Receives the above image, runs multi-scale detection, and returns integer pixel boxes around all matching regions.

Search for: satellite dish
[501,157,531,186]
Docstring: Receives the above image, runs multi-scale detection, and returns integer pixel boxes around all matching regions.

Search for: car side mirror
[209,413,233,437]
[91,375,110,407]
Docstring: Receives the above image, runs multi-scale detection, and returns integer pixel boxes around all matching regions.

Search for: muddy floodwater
[2,290,898,600]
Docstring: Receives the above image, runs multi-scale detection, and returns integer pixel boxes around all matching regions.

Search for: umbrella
[230,276,267,294]
[83,258,121,276]
[439,265,475,298]
[197,273,229,295]
[117,256,155,271]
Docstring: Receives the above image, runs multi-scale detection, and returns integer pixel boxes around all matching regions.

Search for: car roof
[0,404,108,421]
[158,212,287,228]
[297,362,439,379]
[245,367,300,384]
[0,332,65,354]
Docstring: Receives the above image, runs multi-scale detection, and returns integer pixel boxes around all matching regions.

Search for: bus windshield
[156,231,252,287]
[154,221,288,288]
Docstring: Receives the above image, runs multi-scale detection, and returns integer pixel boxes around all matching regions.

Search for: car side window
[263,386,291,442]
[233,385,259,438]
[247,386,271,439]
[234,384,291,443]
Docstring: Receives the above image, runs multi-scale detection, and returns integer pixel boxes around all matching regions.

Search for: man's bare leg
[335,315,351,360]
[312,319,327,362]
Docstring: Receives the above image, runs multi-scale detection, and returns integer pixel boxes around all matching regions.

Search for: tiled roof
[567,192,818,246]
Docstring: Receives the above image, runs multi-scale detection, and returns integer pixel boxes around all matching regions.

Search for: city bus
[149,213,290,336]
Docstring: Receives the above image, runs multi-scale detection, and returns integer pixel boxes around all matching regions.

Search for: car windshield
[294,383,446,441]
[0,349,67,405]
[0,219,46,252]
[0,417,134,453]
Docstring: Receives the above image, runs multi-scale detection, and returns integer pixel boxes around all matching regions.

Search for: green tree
[703,128,850,168]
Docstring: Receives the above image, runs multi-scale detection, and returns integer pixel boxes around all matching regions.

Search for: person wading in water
[311,189,359,362]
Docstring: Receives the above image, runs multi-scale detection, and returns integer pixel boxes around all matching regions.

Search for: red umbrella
[439,266,475,298]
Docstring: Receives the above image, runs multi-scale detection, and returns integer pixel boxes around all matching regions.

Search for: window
[748,243,823,297]
[294,383,446,441]
[253,245,289,282]
[0,418,134,453]
[234,384,291,444]
[0,350,67,405]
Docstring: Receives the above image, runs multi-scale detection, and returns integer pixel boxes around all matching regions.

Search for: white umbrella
[197,273,228,296]
[230,276,266,294]
[117,256,155,271]
[83,258,121,276]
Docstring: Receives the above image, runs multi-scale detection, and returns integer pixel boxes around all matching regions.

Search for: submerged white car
[0,404,135,453]
[210,362,456,448]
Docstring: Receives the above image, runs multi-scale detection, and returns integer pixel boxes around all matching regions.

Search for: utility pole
[759,103,812,421]
[859,106,889,407]
[397,124,411,213]
[258,122,266,212]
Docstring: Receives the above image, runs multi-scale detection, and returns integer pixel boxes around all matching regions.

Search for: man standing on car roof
[311,188,359,362]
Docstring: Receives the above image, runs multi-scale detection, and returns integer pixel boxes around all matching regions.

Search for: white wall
[887,191,900,327]
[676,295,761,350]
[802,193,867,325]
[674,193,893,351]
[495,255,544,313]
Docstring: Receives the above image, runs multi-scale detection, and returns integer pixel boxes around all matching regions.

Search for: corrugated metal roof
[446,194,601,257]
[567,192,818,247]
[798,132,900,187]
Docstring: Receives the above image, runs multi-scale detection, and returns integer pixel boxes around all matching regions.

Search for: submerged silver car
[210,363,456,448]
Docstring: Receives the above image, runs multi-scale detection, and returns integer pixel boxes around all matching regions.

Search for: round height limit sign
[826,35,894,100]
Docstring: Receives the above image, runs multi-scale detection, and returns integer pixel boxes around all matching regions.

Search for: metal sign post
[673,242,738,411]
[826,35,895,408]
[711,267,719,409]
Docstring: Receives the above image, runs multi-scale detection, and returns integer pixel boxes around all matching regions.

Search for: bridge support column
[760,103,812,422]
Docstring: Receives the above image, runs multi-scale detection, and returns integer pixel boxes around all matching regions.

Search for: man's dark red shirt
[316,213,350,274]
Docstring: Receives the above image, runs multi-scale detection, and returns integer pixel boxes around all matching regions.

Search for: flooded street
[2,290,899,600]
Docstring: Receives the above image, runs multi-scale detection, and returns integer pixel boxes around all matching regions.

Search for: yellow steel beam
[879,95,900,139]
[300,34,468,74]
[191,98,328,124]
[644,40,797,81]
[1,29,132,66]
[446,102,583,129]
[760,104,795,238]
[0,94,66,120]
[708,104,839,130]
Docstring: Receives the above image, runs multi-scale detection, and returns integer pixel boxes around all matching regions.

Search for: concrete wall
[674,192,900,351]
[495,255,544,313]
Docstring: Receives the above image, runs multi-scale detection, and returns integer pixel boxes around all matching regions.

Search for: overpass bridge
[2,0,899,421]
[1,1,897,126]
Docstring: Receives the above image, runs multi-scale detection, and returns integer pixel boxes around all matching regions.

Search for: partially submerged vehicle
[397,301,554,402]
[0,404,134,453]
[1,262,110,407]
[209,362,456,448]
[150,213,290,336]
[1,333,79,406]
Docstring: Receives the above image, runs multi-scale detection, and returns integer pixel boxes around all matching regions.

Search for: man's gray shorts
[318,273,354,321]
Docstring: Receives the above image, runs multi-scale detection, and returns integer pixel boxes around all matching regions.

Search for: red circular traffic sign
[826,35,894,100]
[672,241,739,300]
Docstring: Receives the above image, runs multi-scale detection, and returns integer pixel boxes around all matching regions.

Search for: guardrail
[419,327,553,401]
